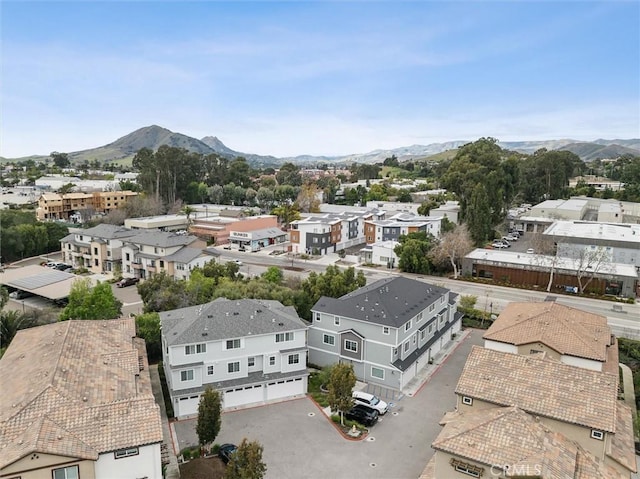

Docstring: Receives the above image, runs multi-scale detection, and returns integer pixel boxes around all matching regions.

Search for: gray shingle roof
[311,277,449,328]
[163,247,217,264]
[161,298,307,345]
[125,230,198,248]
[80,224,138,240]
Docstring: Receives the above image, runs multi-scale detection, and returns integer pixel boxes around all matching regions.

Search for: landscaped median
[307,368,371,441]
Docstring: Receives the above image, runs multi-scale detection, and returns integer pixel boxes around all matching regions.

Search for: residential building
[358,240,400,268]
[60,224,138,273]
[160,298,309,418]
[363,212,442,244]
[451,346,635,476]
[461,248,638,298]
[422,406,628,479]
[121,231,208,280]
[0,319,163,479]
[483,302,619,374]
[308,277,462,390]
[36,191,138,221]
[289,209,385,255]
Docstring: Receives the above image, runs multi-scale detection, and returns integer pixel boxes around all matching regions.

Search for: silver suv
[352,391,388,415]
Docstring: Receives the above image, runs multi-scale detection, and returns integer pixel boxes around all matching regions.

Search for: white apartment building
[160,298,309,418]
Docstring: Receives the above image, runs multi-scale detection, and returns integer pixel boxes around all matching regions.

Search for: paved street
[171,330,484,479]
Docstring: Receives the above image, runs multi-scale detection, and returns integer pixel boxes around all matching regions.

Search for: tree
[429,225,474,278]
[459,295,477,310]
[261,266,283,284]
[135,312,161,363]
[224,438,267,479]
[50,151,70,169]
[530,233,560,292]
[394,232,435,274]
[58,183,76,194]
[298,266,366,320]
[59,279,123,320]
[196,387,222,448]
[465,184,493,246]
[179,205,196,227]
[276,162,302,187]
[271,203,300,228]
[570,245,613,294]
[296,183,321,213]
[327,363,356,425]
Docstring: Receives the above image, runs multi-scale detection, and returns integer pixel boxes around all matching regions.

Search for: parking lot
[172,330,483,479]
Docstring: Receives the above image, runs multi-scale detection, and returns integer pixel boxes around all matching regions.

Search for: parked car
[345,404,379,427]
[9,290,34,299]
[116,277,140,288]
[218,443,238,464]
[526,248,535,254]
[353,390,389,415]
[233,259,243,266]
[506,235,518,241]
[54,263,73,271]
[491,242,508,249]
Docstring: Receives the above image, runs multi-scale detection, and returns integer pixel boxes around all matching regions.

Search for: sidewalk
[402,328,472,397]
[149,364,180,479]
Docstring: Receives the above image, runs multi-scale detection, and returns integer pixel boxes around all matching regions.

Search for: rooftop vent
[233,312,239,316]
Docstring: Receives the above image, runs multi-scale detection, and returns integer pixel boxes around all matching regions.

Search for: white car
[233,259,243,266]
[492,242,508,249]
[526,248,535,254]
[353,391,388,415]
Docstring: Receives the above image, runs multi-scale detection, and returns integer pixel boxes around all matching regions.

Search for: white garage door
[176,395,200,418]
[223,384,264,408]
[266,378,305,401]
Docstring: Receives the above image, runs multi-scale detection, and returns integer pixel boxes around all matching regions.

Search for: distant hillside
[2,125,638,166]
[557,142,640,162]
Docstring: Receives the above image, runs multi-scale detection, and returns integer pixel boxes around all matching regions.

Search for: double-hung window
[275,332,294,343]
[181,370,194,381]
[288,354,299,365]
[53,466,79,479]
[323,334,335,346]
[226,339,241,350]
[345,340,358,352]
[228,361,240,373]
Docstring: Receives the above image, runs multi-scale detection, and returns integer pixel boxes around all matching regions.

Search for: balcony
[132,262,143,270]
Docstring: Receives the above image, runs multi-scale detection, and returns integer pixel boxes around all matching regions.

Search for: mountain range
[4,125,639,166]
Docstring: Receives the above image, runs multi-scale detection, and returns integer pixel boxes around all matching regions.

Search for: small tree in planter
[327,363,356,426]
[196,387,222,455]
[224,438,267,479]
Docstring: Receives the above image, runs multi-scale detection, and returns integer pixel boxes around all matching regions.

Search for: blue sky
[2,1,639,158]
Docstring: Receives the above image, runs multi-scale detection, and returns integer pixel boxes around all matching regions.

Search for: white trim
[371,366,385,380]
[591,429,604,440]
[461,395,473,406]
[344,339,358,353]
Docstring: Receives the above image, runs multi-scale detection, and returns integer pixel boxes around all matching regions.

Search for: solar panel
[11,270,75,291]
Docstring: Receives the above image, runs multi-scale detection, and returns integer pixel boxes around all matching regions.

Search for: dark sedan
[218,443,237,464]
[345,404,379,427]
[116,277,139,288]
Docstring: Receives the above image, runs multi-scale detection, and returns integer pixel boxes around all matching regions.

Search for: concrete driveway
[172,330,483,479]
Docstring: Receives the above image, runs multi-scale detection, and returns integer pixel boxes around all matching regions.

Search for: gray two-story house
[161,298,309,418]
[308,277,462,391]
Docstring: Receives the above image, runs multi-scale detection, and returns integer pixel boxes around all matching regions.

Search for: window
[114,447,139,459]
[393,348,398,356]
[403,341,410,352]
[371,367,384,379]
[93,247,98,255]
[428,323,434,333]
[228,361,240,373]
[345,339,358,352]
[429,303,435,312]
[420,330,426,340]
[382,326,390,335]
[413,334,416,344]
[452,461,482,478]
[160,260,164,268]
[334,316,340,326]
[417,312,423,322]
[226,339,241,350]
[275,332,294,343]
[404,320,411,332]
[461,396,473,406]
[269,356,276,366]
[53,465,79,479]
[315,313,321,322]
[288,354,299,365]
[207,365,214,375]
[591,429,604,440]
[186,344,206,355]
[530,349,542,355]
[248,357,255,367]
[181,370,194,381]
[196,343,206,353]
[323,334,335,346]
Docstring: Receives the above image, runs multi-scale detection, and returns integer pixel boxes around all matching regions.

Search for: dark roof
[163,247,217,264]
[125,230,198,248]
[79,224,138,240]
[311,276,449,328]
[161,298,307,346]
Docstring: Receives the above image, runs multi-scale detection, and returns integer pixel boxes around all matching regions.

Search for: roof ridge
[50,321,72,388]
[554,315,602,358]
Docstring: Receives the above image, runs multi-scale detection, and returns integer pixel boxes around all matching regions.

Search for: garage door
[266,378,305,401]
[176,395,200,418]
[223,384,264,408]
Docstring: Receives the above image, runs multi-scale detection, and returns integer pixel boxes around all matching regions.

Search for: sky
[1,1,639,158]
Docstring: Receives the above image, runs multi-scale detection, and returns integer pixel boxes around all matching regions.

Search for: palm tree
[179,205,196,228]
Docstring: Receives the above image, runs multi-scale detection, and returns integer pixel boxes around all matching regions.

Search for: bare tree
[530,233,560,292]
[571,245,613,294]
[429,225,474,279]
[295,183,321,213]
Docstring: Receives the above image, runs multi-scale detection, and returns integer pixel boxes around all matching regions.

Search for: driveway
[172,329,484,479]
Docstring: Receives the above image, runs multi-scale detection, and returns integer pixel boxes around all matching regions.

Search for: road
[216,248,640,338]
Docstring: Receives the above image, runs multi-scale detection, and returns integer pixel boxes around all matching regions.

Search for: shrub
[157,362,175,418]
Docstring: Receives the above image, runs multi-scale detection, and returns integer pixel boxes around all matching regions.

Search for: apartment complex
[363,212,442,244]
[289,209,385,255]
[36,191,138,221]
[160,298,309,418]
[309,277,462,390]
[0,319,163,479]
